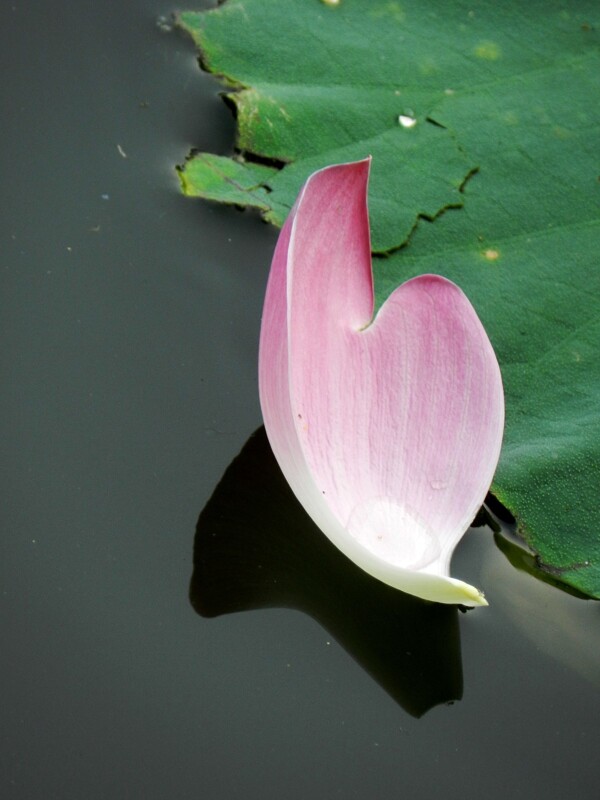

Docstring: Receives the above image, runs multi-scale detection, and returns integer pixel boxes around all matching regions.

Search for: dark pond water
[3,2,599,798]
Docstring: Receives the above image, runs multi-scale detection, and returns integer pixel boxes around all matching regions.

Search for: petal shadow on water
[190,427,463,718]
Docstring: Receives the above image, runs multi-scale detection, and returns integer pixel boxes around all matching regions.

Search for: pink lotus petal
[259,159,504,605]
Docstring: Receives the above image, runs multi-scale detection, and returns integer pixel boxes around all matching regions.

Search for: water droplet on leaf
[398,113,417,128]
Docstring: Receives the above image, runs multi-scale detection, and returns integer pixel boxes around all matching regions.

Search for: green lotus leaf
[176,0,600,599]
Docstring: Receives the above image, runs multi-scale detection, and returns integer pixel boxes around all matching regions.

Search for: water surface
[2,2,598,798]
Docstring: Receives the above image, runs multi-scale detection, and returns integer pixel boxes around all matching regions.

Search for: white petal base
[346,499,441,570]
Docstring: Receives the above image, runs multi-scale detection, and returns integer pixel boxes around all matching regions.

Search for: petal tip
[459,583,488,608]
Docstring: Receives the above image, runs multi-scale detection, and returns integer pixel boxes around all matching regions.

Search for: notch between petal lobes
[259,158,504,606]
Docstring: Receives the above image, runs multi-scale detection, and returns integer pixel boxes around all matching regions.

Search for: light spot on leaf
[483,248,500,261]
[474,40,501,60]
[371,2,406,23]
[553,125,572,139]
[419,58,438,76]
[503,111,519,125]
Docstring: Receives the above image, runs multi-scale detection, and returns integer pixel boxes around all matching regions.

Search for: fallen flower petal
[259,159,504,605]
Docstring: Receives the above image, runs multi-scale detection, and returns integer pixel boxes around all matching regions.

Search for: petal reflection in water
[190,428,463,717]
